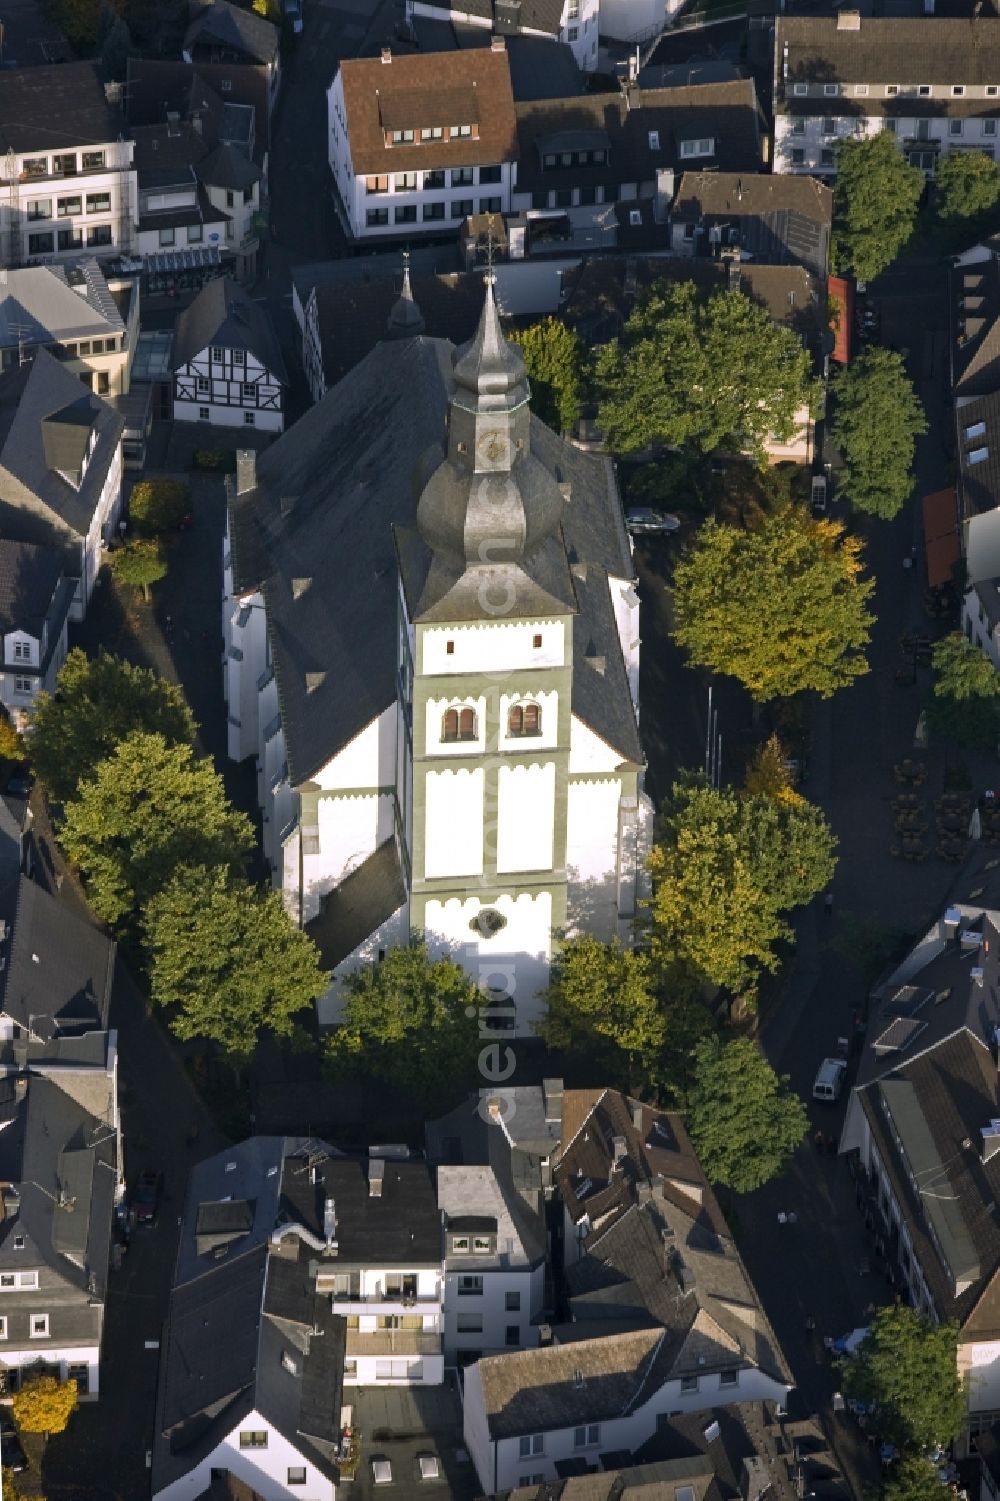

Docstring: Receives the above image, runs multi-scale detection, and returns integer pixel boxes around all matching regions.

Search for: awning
[922,486,960,588]
[143,246,222,275]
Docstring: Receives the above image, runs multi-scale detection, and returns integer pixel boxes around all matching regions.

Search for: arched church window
[508,702,541,737]
[442,706,478,742]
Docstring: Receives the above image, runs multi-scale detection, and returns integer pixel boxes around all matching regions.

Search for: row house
[0,349,124,622]
[183,0,281,116]
[838,905,1000,1443]
[0,542,74,726]
[947,241,1000,666]
[0,262,139,398]
[0,63,137,269]
[127,60,267,287]
[328,43,518,242]
[410,0,600,73]
[172,276,287,433]
[0,873,120,1398]
[773,13,1000,178]
[669,169,833,279]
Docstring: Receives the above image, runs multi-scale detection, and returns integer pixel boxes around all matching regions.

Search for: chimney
[612,1135,627,1168]
[14,1076,26,1102]
[982,1121,1000,1162]
[235,449,256,495]
[836,9,861,26]
[323,1197,338,1251]
[368,1158,385,1198]
[192,111,203,137]
[631,1101,643,1130]
[381,46,391,62]
[491,33,505,49]
[542,1077,563,1124]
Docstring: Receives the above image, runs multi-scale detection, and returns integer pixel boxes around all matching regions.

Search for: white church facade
[222,275,651,1030]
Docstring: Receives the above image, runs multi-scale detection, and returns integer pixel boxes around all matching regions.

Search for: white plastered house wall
[151,1410,335,1501]
[2,142,137,268]
[315,1266,445,1386]
[0,619,69,726]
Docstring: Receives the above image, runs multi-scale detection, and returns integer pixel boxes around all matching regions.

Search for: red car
[132,1169,163,1226]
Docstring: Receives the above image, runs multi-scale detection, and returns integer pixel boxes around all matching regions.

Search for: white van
[812,1057,847,1103]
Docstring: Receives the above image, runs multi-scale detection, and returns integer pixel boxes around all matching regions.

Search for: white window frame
[29,1313,49,1338]
[793,82,808,96]
[823,82,839,96]
[573,1424,600,1448]
[519,1435,544,1458]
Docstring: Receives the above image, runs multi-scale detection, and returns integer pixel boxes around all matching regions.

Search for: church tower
[395,277,578,1034]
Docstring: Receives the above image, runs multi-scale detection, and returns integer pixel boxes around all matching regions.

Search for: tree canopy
[833,131,924,282]
[671,504,875,701]
[144,865,327,1058]
[129,478,190,537]
[934,150,1000,223]
[30,649,195,805]
[841,1306,965,1450]
[649,779,837,998]
[537,935,667,1079]
[60,732,253,928]
[12,1373,78,1435]
[831,348,927,520]
[509,318,586,433]
[110,539,167,601]
[744,735,806,808]
[685,1037,807,1193]
[595,281,816,463]
[325,942,481,1101]
[926,631,1000,751]
[882,1456,956,1501]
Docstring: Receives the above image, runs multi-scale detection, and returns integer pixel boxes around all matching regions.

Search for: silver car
[625,507,681,536]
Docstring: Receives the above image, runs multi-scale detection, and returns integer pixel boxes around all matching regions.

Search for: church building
[222,273,651,1031]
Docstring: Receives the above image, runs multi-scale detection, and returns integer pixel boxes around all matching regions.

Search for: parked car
[810,475,828,515]
[625,507,681,536]
[2,1425,28,1472]
[812,1057,847,1103]
[132,1168,163,1226]
[5,770,32,797]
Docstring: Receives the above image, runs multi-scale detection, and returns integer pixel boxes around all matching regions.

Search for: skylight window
[965,422,987,441]
[968,447,990,465]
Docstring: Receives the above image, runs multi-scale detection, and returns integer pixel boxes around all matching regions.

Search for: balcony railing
[345,1329,442,1357]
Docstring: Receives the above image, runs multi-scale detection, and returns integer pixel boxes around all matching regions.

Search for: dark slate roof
[0,876,114,1037]
[230,331,638,785]
[126,57,270,167]
[184,0,278,65]
[172,276,288,384]
[305,837,405,970]
[777,14,1000,91]
[153,1139,347,1497]
[672,171,832,277]
[953,254,1000,400]
[410,0,563,42]
[197,141,261,191]
[505,36,585,101]
[0,541,64,640]
[280,1150,442,1266]
[513,79,761,194]
[0,349,124,549]
[956,389,1000,519]
[309,271,485,390]
[0,1035,117,1329]
[0,61,123,154]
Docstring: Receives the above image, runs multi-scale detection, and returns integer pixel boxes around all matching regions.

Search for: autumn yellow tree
[12,1373,78,1435]
[0,711,24,763]
[744,735,805,808]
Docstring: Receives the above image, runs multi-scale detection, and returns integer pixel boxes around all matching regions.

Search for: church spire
[387,251,424,339]
[452,273,528,413]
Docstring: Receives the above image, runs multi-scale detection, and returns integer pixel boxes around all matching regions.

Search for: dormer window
[918,84,932,96]
[442,706,477,742]
[390,129,415,144]
[508,702,541,737]
[452,1236,470,1253]
[473,1235,493,1253]
[421,127,442,140]
[823,82,839,95]
[451,124,472,137]
[12,643,30,663]
[793,83,808,96]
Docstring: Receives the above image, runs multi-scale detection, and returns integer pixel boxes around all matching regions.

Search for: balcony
[345,1329,442,1357]
[327,1289,441,1315]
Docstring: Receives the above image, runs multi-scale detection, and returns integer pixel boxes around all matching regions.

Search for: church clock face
[476,428,510,469]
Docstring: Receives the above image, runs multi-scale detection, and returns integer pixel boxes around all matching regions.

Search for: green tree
[144,865,327,1059]
[0,710,24,764]
[744,734,805,808]
[595,281,816,463]
[926,631,1000,751]
[12,1373,78,1435]
[129,478,190,537]
[831,349,927,520]
[934,150,1000,223]
[833,131,924,282]
[537,934,667,1083]
[685,1036,807,1193]
[882,1456,955,1501]
[841,1306,965,1450]
[110,539,167,602]
[60,732,253,928]
[509,318,586,432]
[649,779,837,998]
[671,504,875,701]
[30,649,194,805]
[325,941,480,1101]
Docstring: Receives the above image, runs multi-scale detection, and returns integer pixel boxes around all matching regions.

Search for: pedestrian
[824,891,834,917]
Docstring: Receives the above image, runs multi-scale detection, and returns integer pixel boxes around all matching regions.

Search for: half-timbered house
[171,276,287,432]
